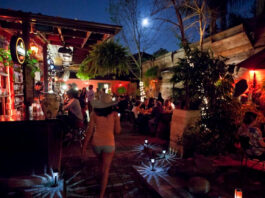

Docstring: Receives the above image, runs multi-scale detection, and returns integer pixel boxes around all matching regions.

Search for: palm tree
[77,40,129,80]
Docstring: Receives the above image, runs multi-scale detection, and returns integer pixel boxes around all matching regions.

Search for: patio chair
[239,136,265,171]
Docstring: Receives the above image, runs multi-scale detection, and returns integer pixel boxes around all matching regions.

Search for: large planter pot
[170,109,200,158]
[41,93,60,119]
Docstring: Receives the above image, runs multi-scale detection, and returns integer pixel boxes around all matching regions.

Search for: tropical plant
[171,46,242,155]
[144,66,159,78]
[25,50,40,78]
[170,46,236,110]
[77,40,129,80]
[109,0,162,80]
[0,48,13,67]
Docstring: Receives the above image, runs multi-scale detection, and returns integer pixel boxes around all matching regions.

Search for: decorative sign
[10,36,26,64]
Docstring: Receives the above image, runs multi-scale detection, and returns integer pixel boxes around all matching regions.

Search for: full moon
[142,18,149,27]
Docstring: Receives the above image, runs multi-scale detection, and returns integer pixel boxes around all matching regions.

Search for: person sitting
[238,112,265,157]
[157,92,164,105]
[148,101,163,135]
[132,101,141,119]
[63,89,84,133]
[163,99,173,113]
[140,98,152,114]
[148,97,155,109]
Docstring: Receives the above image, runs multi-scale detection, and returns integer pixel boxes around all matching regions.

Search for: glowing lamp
[53,171,59,186]
[61,84,67,91]
[234,189,242,198]
[151,158,155,171]
[118,113,121,117]
[249,70,255,75]
[75,87,78,91]
[162,150,166,158]
[30,45,38,54]
[144,139,148,144]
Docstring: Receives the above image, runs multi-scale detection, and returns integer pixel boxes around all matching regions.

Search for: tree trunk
[171,0,187,48]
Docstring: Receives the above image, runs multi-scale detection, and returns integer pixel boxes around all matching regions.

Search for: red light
[249,70,255,75]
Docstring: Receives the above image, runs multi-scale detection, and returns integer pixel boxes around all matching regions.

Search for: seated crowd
[123,97,174,137]
[61,85,173,140]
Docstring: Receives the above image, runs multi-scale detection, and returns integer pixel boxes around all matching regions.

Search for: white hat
[91,93,118,109]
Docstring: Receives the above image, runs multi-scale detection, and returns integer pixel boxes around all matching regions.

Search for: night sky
[0,0,254,54]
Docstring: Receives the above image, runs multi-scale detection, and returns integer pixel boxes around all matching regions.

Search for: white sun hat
[91,93,118,109]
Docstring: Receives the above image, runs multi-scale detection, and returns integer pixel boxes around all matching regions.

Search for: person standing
[82,94,121,198]
[86,85,95,113]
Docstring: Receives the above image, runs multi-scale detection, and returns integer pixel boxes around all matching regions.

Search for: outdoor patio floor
[61,121,265,198]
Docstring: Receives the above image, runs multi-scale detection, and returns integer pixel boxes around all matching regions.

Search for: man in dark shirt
[118,95,128,121]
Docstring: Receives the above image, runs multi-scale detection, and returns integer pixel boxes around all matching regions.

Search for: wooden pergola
[0,8,121,118]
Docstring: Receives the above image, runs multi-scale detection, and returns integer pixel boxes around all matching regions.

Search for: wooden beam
[57,27,64,45]
[81,31,91,48]
[102,33,111,41]
[61,29,87,38]
[30,23,34,33]
[30,33,46,46]
[37,32,50,44]
[0,20,22,30]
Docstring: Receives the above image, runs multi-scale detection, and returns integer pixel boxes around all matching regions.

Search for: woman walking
[82,93,121,198]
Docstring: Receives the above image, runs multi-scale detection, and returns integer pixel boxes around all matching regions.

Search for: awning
[237,48,265,69]
[0,8,122,64]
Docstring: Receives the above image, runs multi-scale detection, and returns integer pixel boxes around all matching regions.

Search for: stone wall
[142,24,265,99]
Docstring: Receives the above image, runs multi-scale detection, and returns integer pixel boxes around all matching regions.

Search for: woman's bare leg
[99,151,114,198]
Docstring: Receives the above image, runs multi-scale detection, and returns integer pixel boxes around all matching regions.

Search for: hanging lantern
[62,70,70,82]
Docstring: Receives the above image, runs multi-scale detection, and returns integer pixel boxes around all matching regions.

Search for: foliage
[25,50,40,78]
[109,0,162,80]
[153,48,168,58]
[0,48,13,67]
[117,86,126,95]
[144,66,159,78]
[171,46,242,155]
[77,41,129,80]
[238,103,265,124]
[76,58,91,80]
[198,99,241,155]
[170,46,235,110]
[143,65,164,87]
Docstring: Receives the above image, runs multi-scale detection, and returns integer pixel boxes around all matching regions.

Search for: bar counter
[0,116,64,178]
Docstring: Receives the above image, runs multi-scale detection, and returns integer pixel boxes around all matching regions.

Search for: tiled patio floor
[62,122,166,198]
[61,121,265,198]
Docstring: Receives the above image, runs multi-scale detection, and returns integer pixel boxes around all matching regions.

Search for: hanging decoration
[139,81,146,102]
